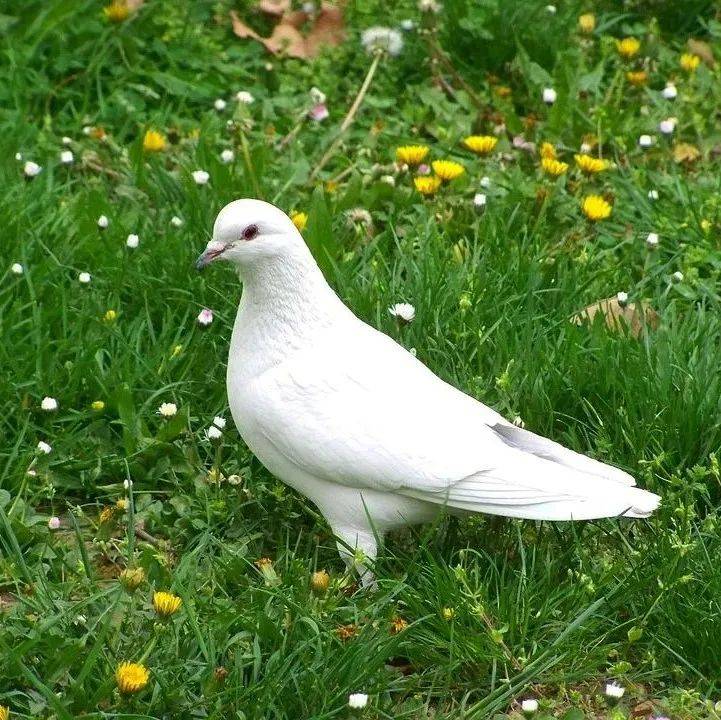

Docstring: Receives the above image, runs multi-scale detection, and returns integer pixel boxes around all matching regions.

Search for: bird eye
[242,224,259,240]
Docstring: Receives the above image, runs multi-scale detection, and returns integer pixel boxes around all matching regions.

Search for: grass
[2,0,721,717]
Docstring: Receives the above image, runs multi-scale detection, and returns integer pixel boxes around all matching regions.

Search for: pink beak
[195,241,226,270]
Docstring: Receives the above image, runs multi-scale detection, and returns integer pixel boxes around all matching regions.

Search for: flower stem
[308,50,382,184]
[239,127,262,199]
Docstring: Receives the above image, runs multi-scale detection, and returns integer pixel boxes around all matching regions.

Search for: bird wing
[243,322,659,519]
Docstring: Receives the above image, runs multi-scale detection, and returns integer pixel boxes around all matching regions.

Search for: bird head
[196,199,304,270]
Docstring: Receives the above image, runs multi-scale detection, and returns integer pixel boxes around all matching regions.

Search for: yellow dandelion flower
[116,498,128,510]
[290,211,307,232]
[495,85,512,98]
[91,400,105,411]
[626,70,647,86]
[442,607,455,620]
[431,160,465,182]
[574,154,609,174]
[680,53,700,72]
[104,0,130,22]
[463,135,498,156]
[143,129,166,153]
[540,142,556,160]
[616,37,640,59]
[153,591,182,617]
[103,309,117,323]
[311,570,330,594]
[390,616,408,634]
[581,195,612,221]
[541,157,569,177]
[414,175,442,195]
[99,506,115,523]
[0,706,9,720]
[395,145,429,166]
[578,13,595,33]
[116,662,149,694]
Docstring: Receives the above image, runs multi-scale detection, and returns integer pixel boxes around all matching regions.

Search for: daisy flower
[60,150,74,164]
[11,263,23,275]
[646,232,659,248]
[521,698,539,714]
[24,161,42,178]
[214,98,227,111]
[171,215,184,227]
[78,271,92,284]
[388,303,415,323]
[542,87,557,104]
[41,397,58,411]
[473,192,487,210]
[235,90,255,104]
[37,440,52,454]
[126,234,139,249]
[192,170,210,185]
[97,215,109,229]
[221,149,235,163]
[157,402,177,418]
[348,693,369,709]
[206,425,223,441]
[197,308,214,326]
[48,516,61,530]
[662,83,677,100]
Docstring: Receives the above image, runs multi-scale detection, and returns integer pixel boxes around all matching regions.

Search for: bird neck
[231,248,350,376]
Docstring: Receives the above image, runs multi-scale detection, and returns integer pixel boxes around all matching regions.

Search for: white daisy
[400,19,415,30]
[672,271,684,283]
[192,170,210,185]
[48,516,61,530]
[171,215,184,227]
[37,440,52,454]
[662,83,677,100]
[388,302,415,323]
[11,263,23,275]
[41,397,59,411]
[62,136,73,145]
[157,402,177,418]
[542,87,557,104]
[97,215,109,229]
[197,308,214,326]
[126,234,139,249]
[235,90,255,104]
[206,425,223,441]
[646,232,659,248]
[659,118,676,134]
[361,26,404,56]
[221,149,235,163]
[648,189,659,200]
[348,693,368,709]
[480,176,491,188]
[473,193,487,211]
[78,272,92,284]
[24,161,42,178]
[213,416,227,429]
[638,134,653,148]
[60,150,74,164]
[521,698,539,714]
[214,98,227,111]
[605,682,625,699]
[616,291,629,306]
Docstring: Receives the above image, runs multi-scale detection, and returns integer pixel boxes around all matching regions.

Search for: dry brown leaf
[230,2,345,60]
[259,0,291,16]
[631,701,655,718]
[305,3,346,56]
[263,22,308,58]
[688,38,715,66]
[571,297,659,338]
[230,10,261,40]
[673,142,701,164]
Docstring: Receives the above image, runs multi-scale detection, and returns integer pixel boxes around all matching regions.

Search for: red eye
[242,224,259,240]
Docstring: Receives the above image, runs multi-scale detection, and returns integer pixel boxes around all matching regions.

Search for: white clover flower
[197,308,214,326]
[24,161,42,178]
[646,232,659,248]
[638,134,653,148]
[480,176,491,188]
[648,189,659,201]
[213,416,227,429]
[171,215,184,227]
[400,19,415,30]
[78,271,92,284]
[97,215,109,229]
[662,83,677,100]
[521,698,539,714]
[380,175,395,186]
[206,425,223,441]
[473,193,487,211]
[157,402,177,418]
[235,90,255,104]
[192,170,210,185]
[659,118,676,134]
[60,150,74,164]
[62,136,72,145]
[11,262,24,275]
[348,693,368,709]
[542,87,557,104]
[221,149,235,163]
[616,291,629,306]
[418,0,442,12]
[388,302,415,323]
[37,440,52,454]
[361,26,404,56]
[309,87,326,105]
[41,396,59,411]
[126,233,139,249]
[672,271,684,283]
[214,98,227,111]
[48,516,61,530]
[605,682,625,699]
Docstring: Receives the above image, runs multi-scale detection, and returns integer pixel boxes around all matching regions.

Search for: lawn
[2,0,721,718]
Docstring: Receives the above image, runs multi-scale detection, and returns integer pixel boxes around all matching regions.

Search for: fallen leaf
[673,142,701,164]
[230,2,345,60]
[631,700,655,718]
[259,0,290,15]
[571,297,659,338]
[688,38,715,66]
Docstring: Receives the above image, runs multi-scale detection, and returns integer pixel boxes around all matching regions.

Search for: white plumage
[197,199,660,583]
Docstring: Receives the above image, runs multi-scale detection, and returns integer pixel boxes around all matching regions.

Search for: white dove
[197,199,660,584]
